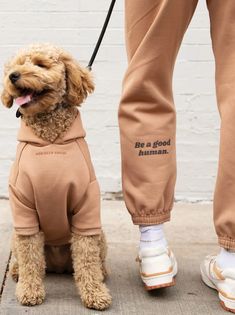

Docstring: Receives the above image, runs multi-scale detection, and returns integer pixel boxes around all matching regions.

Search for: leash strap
[87,0,116,71]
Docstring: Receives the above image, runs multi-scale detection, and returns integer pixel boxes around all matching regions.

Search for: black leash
[16,0,116,118]
[87,0,116,71]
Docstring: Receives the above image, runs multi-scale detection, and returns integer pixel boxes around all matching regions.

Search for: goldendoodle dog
[1,43,112,310]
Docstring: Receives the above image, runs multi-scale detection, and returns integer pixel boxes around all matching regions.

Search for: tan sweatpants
[118,0,235,250]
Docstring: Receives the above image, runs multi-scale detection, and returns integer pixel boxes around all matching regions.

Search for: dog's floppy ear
[60,51,94,106]
[1,61,14,108]
[1,88,13,108]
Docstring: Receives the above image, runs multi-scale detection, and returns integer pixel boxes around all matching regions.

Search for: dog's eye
[36,63,46,68]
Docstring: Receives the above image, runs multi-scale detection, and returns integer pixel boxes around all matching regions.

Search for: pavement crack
[0,251,11,302]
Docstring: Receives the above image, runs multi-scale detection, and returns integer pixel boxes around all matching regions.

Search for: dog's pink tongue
[15,94,32,106]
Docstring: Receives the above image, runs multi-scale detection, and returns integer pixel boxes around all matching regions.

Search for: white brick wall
[0,1,220,201]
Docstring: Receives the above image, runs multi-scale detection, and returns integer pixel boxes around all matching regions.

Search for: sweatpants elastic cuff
[219,237,235,251]
[71,226,101,236]
[132,212,171,225]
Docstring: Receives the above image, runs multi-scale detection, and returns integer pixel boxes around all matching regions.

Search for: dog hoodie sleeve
[71,179,101,235]
[8,142,39,235]
[71,138,102,236]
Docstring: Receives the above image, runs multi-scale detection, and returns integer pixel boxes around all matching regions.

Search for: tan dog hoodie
[9,110,101,246]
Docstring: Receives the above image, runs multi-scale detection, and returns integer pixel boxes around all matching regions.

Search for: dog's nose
[9,72,21,84]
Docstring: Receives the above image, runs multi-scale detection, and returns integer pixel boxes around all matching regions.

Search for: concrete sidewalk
[0,200,226,315]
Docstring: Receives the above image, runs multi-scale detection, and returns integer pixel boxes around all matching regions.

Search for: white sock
[139,224,168,250]
[216,248,235,269]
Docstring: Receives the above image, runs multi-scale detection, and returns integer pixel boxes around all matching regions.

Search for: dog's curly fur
[2,43,111,310]
[1,43,94,116]
[25,104,78,142]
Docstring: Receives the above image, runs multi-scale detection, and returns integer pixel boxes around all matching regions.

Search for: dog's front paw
[82,283,112,310]
[16,281,45,306]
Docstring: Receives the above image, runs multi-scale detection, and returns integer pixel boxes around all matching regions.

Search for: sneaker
[137,246,178,290]
[201,255,235,313]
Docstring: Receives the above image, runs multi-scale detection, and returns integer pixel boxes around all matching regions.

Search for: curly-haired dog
[1,43,112,310]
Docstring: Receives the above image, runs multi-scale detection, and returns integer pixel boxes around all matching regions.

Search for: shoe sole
[201,267,235,313]
[142,261,178,291]
[220,301,235,314]
[144,277,176,290]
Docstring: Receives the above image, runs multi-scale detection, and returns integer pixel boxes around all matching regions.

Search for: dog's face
[1,44,94,116]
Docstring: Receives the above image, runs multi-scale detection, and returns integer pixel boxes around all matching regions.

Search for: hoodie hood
[17,110,86,145]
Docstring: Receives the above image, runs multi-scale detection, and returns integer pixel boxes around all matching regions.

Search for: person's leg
[201,1,235,312]
[139,224,167,250]
[207,0,235,251]
[118,0,198,226]
[118,0,198,289]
